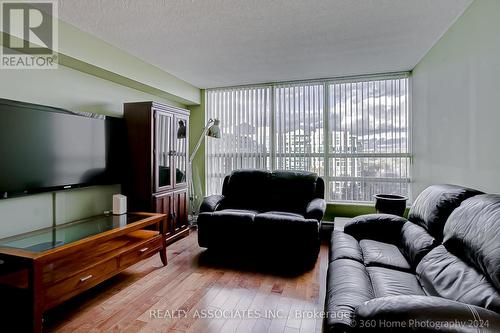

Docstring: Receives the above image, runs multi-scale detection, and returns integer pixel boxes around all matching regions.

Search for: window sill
[325,200,411,220]
[327,200,412,208]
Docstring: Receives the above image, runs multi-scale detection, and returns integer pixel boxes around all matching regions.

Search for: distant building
[330,131,363,200]
[210,121,406,202]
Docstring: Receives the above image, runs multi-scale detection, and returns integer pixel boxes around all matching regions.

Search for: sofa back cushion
[221,169,271,211]
[416,194,500,313]
[400,222,437,268]
[408,184,482,240]
[268,170,321,213]
[221,169,324,213]
[416,245,500,312]
[443,194,500,291]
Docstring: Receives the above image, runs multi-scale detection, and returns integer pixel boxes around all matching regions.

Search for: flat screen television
[0,98,123,199]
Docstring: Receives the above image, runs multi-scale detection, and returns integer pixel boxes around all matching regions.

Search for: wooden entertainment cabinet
[124,102,190,246]
[0,213,166,333]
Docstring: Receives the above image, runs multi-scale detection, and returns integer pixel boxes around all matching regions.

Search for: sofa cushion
[360,240,412,272]
[344,213,407,244]
[416,245,500,313]
[212,208,259,219]
[260,211,304,219]
[197,209,258,248]
[367,267,425,298]
[254,211,318,229]
[199,194,225,213]
[329,230,363,264]
[400,222,437,268]
[408,184,482,240]
[253,211,319,248]
[443,194,500,291]
[305,198,327,221]
[221,169,271,211]
[354,296,500,333]
[254,211,319,252]
[269,170,319,214]
[325,259,374,331]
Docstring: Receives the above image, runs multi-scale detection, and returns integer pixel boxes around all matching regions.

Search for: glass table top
[0,214,145,253]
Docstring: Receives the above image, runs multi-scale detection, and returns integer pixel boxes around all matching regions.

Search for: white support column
[270,86,276,170]
[323,82,330,200]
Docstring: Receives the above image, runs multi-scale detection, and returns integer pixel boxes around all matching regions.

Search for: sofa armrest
[344,214,407,243]
[354,295,500,332]
[199,195,225,213]
[305,198,326,221]
[400,222,437,267]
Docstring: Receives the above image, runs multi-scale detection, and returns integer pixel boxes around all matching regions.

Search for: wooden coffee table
[0,212,167,332]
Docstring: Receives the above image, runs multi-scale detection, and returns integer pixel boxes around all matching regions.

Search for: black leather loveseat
[325,184,500,332]
[197,169,326,265]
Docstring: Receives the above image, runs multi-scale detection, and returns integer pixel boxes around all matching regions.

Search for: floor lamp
[188,118,221,224]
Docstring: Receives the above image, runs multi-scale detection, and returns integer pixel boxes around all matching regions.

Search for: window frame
[205,72,412,203]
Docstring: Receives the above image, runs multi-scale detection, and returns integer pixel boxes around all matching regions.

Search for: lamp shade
[177,120,187,139]
[207,119,221,138]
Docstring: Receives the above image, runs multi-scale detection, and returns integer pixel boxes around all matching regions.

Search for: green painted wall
[0,13,201,238]
[0,59,183,238]
[0,63,184,116]
[0,62,187,238]
[54,185,121,225]
[0,3,200,105]
[412,0,500,197]
[0,193,54,239]
[0,62,184,238]
[56,20,200,105]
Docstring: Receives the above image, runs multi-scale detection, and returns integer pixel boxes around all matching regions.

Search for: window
[205,87,271,195]
[206,74,410,202]
[327,78,410,201]
[274,83,324,175]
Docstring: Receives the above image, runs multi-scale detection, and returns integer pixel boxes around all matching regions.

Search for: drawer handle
[80,274,93,282]
[139,247,149,253]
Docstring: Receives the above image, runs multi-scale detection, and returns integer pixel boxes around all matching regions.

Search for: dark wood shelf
[124,101,190,246]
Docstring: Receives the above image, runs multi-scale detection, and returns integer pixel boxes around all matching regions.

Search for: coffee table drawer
[119,235,162,268]
[44,257,119,309]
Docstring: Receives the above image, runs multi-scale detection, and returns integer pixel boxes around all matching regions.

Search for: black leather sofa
[325,184,500,332]
[197,169,326,265]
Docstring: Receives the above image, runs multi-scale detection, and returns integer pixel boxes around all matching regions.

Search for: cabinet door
[173,190,188,232]
[154,111,174,192]
[173,115,189,188]
[153,193,174,239]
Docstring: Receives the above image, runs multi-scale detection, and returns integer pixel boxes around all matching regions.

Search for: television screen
[0,99,122,198]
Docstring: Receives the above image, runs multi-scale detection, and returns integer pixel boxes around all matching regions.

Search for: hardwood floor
[44,231,328,333]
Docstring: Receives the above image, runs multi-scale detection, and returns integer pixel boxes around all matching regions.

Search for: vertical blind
[274,83,324,175]
[206,87,271,194]
[206,74,410,202]
[328,78,410,201]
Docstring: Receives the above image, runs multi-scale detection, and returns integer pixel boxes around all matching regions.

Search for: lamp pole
[188,119,216,223]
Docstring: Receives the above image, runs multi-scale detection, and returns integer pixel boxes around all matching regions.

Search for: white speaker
[113,194,127,215]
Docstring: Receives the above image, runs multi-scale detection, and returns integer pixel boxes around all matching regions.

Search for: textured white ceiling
[59,0,472,89]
